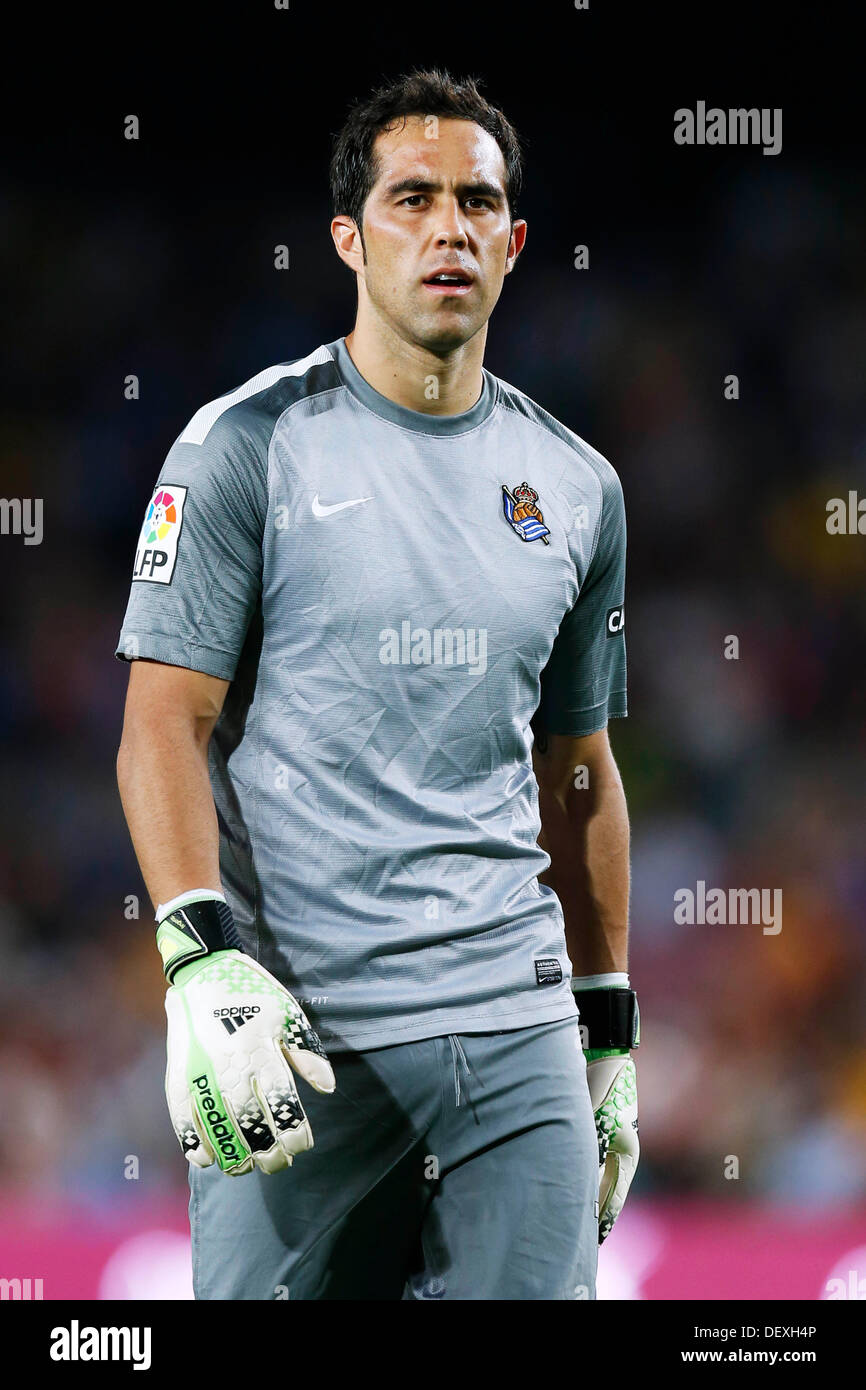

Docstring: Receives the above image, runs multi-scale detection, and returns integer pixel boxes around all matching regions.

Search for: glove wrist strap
[572,985,640,1050]
[156,897,242,984]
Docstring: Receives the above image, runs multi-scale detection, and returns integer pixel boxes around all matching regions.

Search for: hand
[164,948,336,1176]
[585,1051,639,1243]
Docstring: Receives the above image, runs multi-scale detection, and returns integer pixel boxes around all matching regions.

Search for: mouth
[422,269,475,297]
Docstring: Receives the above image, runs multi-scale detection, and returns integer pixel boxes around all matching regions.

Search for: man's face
[349,115,526,352]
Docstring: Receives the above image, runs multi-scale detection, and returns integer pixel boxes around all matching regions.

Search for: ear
[331,216,364,275]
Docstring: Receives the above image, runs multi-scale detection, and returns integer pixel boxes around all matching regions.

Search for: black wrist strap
[571,987,640,1049]
[156,897,243,984]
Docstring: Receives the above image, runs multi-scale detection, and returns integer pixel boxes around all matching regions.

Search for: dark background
[0,2,863,1297]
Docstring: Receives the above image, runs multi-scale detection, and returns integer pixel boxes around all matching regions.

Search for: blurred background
[0,2,863,1298]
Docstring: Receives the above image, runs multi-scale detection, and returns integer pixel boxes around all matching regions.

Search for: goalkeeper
[115,68,638,1300]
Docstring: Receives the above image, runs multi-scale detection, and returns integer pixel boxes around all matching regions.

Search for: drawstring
[448,1035,472,1108]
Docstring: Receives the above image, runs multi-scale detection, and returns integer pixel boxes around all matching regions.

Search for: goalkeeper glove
[572,975,640,1244]
[156,890,335,1176]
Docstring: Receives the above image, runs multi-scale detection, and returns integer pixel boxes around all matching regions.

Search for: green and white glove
[572,973,640,1244]
[156,890,335,1176]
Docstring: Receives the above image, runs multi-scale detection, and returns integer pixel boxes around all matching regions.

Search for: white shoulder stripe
[178,345,334,446]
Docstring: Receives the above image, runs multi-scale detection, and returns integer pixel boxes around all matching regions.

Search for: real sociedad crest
[502,481,550,544]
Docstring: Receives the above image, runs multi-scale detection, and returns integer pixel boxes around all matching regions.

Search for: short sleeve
[114,409,268,681]
[535,465,627,737]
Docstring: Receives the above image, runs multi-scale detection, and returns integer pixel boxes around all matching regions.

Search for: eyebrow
[383,177,506,204]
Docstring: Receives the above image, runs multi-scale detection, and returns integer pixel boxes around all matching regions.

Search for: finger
[165,1024,215,1169]
[188,1075,254,1176]
[280,1005,336,1094]
[598,1153,624,1244]
[232,1082,290,1174]
[599,1151,620,1219]
[256,1043,315,1162]
[250,1140,293,1176]
[167,1088,215,1170]
[598,1136,640,1243]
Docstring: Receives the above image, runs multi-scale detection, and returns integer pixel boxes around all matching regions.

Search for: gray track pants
[189,1014,599,1300]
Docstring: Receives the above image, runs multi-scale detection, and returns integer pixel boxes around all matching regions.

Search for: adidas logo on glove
[213,1004,261,1034]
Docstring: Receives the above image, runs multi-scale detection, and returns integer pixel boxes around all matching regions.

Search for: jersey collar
[326,336,497,436]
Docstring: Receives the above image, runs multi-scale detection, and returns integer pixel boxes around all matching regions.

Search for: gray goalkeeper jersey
[116,337,627,1051]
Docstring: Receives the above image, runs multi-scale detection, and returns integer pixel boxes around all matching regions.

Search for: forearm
[537,756,630,976]
[116,717,222,915]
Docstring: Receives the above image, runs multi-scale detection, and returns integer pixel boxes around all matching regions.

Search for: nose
[434,197,469,247]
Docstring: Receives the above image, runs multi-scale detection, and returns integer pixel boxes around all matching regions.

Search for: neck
[344,309,487,417]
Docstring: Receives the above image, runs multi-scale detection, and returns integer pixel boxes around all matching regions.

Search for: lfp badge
[133,484,188,583]
[502,481,550,544]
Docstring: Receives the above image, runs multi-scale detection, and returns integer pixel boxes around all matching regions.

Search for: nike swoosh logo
[311,493,373,518]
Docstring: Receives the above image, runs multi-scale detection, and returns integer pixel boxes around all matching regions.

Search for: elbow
[116,711,152,793]
[116,730,136,795]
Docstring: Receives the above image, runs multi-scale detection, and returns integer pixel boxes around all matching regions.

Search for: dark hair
[329,67,524,245]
